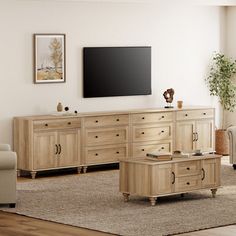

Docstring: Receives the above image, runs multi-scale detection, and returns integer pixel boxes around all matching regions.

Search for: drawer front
[33,119,81,130]
[85,126,128,146]
[84,114,129,127]
[132,124,172,142]
[175,160,201,177]
[176,109,214,121]
[175,175,202,192]
[132,142,171,158]
[85,144,128,164]
[132,112,173,124]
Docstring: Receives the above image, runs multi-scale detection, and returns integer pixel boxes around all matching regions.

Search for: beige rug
[2,162,236,236]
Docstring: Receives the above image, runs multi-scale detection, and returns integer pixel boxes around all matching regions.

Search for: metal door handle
[202,168,205,180]
[55,144,58,155]
[172,172,175,184]
[58,144,61,154]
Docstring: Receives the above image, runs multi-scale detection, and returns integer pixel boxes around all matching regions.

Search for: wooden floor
[0,211,235,236]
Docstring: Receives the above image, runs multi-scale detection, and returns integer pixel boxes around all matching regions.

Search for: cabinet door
[176,121,195,152]
[195,119,214,152]
[151,164,173,195]
[57,129,80,167]
[33,131,57,170]
[202,158,220,188]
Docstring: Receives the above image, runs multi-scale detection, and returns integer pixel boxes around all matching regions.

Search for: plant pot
[215,129,229,155]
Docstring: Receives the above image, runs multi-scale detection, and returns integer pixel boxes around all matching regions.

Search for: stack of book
[146,152,172,161]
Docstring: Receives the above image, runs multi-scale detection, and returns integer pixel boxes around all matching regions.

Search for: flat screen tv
[83,46,151,98]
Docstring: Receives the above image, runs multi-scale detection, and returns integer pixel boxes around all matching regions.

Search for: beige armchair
[0,144,17,207]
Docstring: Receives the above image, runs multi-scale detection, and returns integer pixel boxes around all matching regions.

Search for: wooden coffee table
[119,154,222,206]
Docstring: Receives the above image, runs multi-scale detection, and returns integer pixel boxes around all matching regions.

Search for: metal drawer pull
[161,147,164,149]
[162,116,165,118]
[172,172,175,184]
[141,132,145,134]
[68,122,71,125]
[203,112,206,115]
[116,118,120,121]
[141,149,145,151]
[55,144,58,154]
[45,124,48,127]
[161,130,164,133]
[193,132,196,141]
[142,117,145,120]
[202,168,205,180]
[187,167,190,170]
[58,144,61,154]
[195,132,199,141]
[116,134,120,137]
[95,136,98,138]
[95,153,98,156]
[186,182,190,185]
[95,120,98,123]
[185,114,188,117]
[116,151,120,154]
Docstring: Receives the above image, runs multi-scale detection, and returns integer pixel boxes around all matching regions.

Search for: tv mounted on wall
[83,46,151,98]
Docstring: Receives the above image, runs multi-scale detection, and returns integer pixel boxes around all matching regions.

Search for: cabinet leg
[83,166,87,173]
[123,193,130,202]
[149,197,157,206]
[77,167,82,174]
[17,170,21,177]
[211,188,217,198]
[30,171,37,179]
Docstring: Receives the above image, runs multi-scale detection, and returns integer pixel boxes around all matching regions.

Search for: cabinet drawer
[85,126,128,146]
[132,142,171,158]
[175,175,202,192]
[132,124,172,142]
[174,160,201,177]
[132,112,173,124]
[33,119,81,130]
[176,109,214,121]
[84,114,129,127]
[85,144,128,164]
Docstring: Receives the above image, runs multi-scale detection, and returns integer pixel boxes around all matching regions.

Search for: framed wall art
[34,34,66,83]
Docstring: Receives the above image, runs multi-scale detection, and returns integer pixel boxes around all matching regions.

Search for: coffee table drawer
[174,160,201,177]
[175,175,202,192]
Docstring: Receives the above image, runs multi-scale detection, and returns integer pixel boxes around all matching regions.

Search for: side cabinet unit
[14,116,81,178]
[175,109,214,153]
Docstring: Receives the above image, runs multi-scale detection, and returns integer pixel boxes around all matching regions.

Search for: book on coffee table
[146,152,172,161]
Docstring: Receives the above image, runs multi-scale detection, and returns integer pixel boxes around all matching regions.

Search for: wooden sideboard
[13,107,215,178]
[119,154,221,205]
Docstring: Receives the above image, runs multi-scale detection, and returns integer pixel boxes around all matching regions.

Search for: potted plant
[206,52,236,154]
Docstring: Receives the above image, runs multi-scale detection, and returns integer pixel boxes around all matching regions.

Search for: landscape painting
[34,34,65,83]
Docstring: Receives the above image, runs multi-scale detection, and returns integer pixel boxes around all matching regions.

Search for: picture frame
[34,34,66,83]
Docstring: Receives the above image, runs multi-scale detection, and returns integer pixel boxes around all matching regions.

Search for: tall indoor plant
[205,52,236,154]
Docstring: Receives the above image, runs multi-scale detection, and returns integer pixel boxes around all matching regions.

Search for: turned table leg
[77,167,82,174]
[83,166,87,173]
[149,197,157,206]
[123,193,130,202]
[30,171,37,179]
[211,188,217,198]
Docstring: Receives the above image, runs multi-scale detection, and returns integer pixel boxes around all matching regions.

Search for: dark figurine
[163,88,174,108]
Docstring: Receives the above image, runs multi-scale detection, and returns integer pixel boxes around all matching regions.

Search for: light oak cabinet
[14,117,81,179]
[176,109,214,153]
[14,107,215,177]
[120,155,221,205]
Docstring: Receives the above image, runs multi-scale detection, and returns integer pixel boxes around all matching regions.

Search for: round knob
[95,136,98,138]
[161,147,164,149]
[187,182,190,185]
[142,132,145,134]
[116,118,120,121]
[142,117,145,120]
[141,149,145,151]
[187,167,190,170]
[95,120,98,123]
[68,122,71,125]
[116,134,119,137]
[162,116,164,118]
[203,112,206,115]
[45,124,48,127]
[116,151,120,154]
[161,130,164,133]
[185,114,188,117]
[95,153,98,156]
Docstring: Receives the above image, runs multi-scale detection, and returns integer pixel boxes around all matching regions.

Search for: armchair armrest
[0,144,11,151]
[0,151,17,170]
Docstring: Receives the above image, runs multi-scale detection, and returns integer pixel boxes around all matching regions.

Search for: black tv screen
[83,46,151,98]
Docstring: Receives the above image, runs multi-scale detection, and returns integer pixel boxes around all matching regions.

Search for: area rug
[2,162,236,236]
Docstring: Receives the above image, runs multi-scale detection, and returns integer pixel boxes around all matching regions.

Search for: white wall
[225,6,236,128]
[0,0,223,145]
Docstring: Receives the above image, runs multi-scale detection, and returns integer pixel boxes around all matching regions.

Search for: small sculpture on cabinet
[163,88,174,108]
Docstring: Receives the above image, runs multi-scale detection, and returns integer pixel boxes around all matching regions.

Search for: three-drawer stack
[82,114,129,167]
[131,112,173,157]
